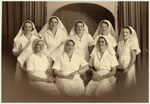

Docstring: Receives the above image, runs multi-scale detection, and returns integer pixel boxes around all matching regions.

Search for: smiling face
[35,40,45,53]
[97,37,107,50]
[49,17,58,29]
[100,22,109,34]
[65,40,75,53]
[23,22,33,34]
[121,28,131,40]
[75,22,84,34]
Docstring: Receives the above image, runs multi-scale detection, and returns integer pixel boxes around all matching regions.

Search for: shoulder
[55,52,65,60]
[84,33,91,37]
[14,35,25,44]
[32,34,39,39]
[26,53,35,61]
[41,54,48,58]
[43,30,51,36]
[74,52,85,60]
[129,38,135,44]
[18,35,25,41]
[105,49,114,57]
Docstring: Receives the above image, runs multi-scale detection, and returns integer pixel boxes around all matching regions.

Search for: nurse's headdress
[91,35,116,56]
[119,26,141,55]
[17,38,46,68]
[93,20,117,40]
[14,20,38,42]
[50,39,76,61]
[38,16,68,37]
[32,38,46,53]
[69,20,89,36]
[64,39,75,50]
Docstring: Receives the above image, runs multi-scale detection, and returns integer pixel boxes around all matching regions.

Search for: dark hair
[22,21,34,31]
[100,21,109,27]
[122,26,132,34]
[97,36,107,45]
[66,39,75,45]
[49,17,58,24]
[75,21,84,28]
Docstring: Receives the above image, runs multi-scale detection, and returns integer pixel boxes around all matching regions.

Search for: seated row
[12,16,141,96]
[25,38,117,96]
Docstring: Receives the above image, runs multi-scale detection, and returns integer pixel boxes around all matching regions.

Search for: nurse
[13,20,39,84]
[93,20,117,49]
[117,26,141,88]
[25,39,59,95]
[12,20,39,57]
[86,36,118,96]
[69,20,94,61]
[39,16,68,60]
[53,39,89,96]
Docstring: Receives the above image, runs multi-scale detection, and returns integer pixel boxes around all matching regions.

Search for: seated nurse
[25,39,59,95]
[86,36,118,96]
[53,39,89,96]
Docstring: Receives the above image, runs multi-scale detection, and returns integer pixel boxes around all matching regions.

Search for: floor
[2,52,148,102]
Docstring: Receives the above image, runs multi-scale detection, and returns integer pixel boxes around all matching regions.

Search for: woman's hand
[92,72,103,81]
[123,68,130,74]
[45,77,55,83]
[68,71,78,77]
[64,75,74,79]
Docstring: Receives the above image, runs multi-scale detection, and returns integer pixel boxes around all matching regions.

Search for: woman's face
[23,22,33,34]
[35,40,44,53]
[100,23,108,34]
[65,41,75,53]
[49,18,58,29]
[121,28,131,40]
[97,37,107,50]
[75,22,84,34]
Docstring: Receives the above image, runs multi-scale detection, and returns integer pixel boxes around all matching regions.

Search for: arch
[52,3,115,35]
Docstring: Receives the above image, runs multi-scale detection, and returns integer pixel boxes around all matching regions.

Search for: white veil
[69,20,89,36]
[14,20,38,42]
[93,20,116,40]
[91,35,116,56]
[119,26,141,55]
[14,20,39,84]
[38,16,68,37]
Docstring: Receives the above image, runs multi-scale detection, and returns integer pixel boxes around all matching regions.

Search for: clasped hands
[92,72,105,81]
[64,71,79,79]
[45,77,55,83]
[117,65,130,74]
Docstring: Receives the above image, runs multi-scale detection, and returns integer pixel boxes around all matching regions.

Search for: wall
[46,1,118,34]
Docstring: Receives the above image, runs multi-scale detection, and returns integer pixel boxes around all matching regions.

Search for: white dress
[14,34,38,84]
[86,50,118,96]
[12,34,38,54]
[53,52,88,96]
[42,29,67,60]
[117,38,138,88]
[25,53,59,95]
[69,33,94,61]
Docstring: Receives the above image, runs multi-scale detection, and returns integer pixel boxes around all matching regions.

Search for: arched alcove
[52,3,115,35]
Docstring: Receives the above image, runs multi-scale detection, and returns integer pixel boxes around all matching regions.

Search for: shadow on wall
[53,3,115,36]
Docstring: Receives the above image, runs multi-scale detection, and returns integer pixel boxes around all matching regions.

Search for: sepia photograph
[1,0,149,102]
